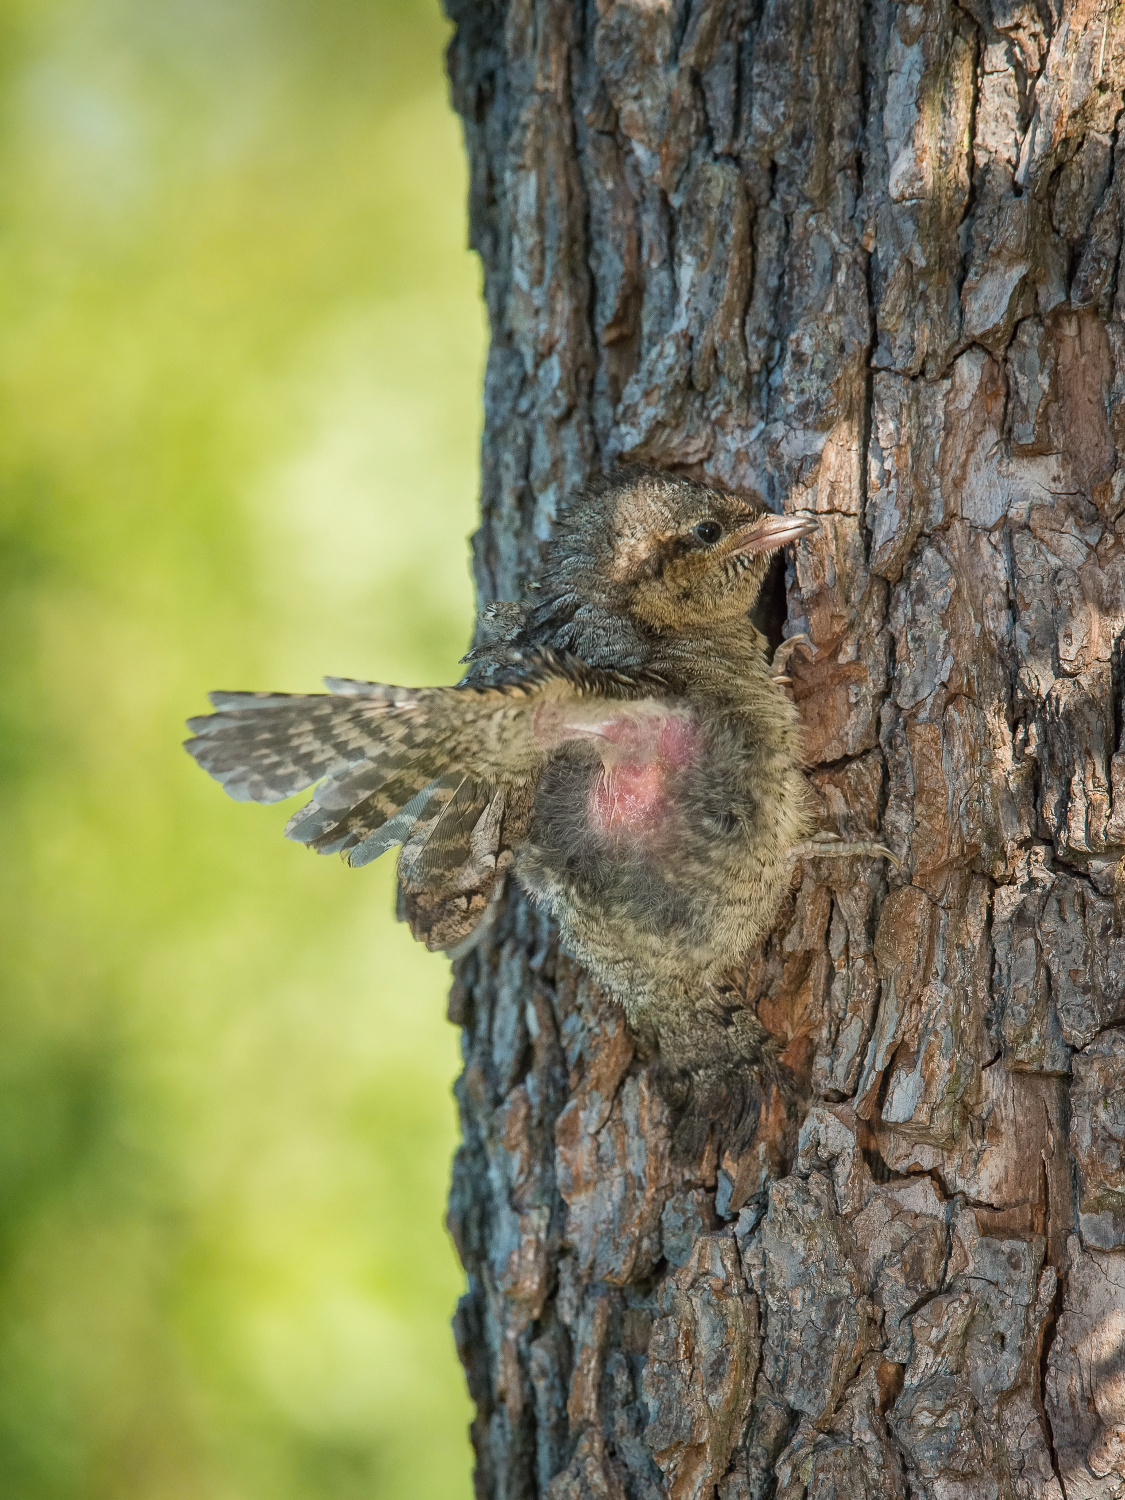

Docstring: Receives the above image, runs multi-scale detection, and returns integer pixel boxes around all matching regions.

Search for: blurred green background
[0,0,483,1495]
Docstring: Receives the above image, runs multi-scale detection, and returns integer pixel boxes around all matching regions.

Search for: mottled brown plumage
[185,469,891,1149]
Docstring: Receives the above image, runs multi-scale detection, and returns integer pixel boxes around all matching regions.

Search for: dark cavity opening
[749,549,787,655]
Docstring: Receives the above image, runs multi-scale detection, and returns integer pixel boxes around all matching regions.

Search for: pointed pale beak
[732,511,819,556]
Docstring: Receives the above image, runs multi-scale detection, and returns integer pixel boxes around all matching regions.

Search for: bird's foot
[792,831,901,871]
[771,631,814,685]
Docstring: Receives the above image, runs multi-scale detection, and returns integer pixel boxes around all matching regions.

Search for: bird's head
[541,468,817,633]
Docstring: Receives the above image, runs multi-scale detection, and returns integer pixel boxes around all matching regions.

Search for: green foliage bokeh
[0,0,482,1494]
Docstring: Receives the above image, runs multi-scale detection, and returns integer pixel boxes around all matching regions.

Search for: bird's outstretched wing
[185,651,669,951]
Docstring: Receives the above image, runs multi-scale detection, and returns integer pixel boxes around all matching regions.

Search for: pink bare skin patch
[531,697,704,838]
[589,760,668,834]
[586,713,704,838]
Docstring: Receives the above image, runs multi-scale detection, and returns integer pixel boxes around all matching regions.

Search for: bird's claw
[792,834,901,872]
[771,631,815,678]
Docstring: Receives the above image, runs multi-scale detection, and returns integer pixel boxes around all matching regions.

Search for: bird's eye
[692,520,723,546]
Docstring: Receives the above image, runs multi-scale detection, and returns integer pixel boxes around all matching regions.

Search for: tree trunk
[442,2,1125,1496]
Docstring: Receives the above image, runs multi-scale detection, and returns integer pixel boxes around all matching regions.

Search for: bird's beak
[731,511,819,556]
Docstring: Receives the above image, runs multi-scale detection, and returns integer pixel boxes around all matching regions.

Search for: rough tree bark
[442,3,1125,1496]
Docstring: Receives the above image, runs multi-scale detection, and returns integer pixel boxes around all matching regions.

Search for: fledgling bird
[185,469,891,1149]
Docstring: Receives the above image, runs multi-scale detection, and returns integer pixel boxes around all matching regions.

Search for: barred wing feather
[185,653,671,953]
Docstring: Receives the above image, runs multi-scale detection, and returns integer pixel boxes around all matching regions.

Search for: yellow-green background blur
[1,0,482,1494]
